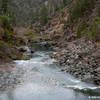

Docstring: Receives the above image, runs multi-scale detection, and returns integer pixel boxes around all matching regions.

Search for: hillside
[0,16,29,62]
[22,0,100,85]
[0,0,100,85]
[0,0,100,99]
[40,0,100,85]
[0,0,48,26]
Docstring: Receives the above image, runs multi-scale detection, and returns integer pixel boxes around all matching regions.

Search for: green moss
[24,29,35,37]
[0,15,16,44]
[76,20,87,37]
[24,29,45,42]
[88,17,100,37]
[22,55,29,60]
[0,16,9,28]
[0,40,8,46]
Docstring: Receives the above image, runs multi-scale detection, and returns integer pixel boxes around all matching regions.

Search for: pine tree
[40,4,48,25]
[53,1,59,12]
[62,0,67,7]
[1,0,9,15]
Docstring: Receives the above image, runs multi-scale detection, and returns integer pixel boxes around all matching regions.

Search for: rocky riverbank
[0,43,34,92]
[51,38,100,85]
[0,61,21,92]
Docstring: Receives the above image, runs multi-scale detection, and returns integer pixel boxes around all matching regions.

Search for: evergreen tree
[33,8,39,21]
[40,4,48,25]
[53,1,59,12]
[62,0,67,7]
[1,0,9,15]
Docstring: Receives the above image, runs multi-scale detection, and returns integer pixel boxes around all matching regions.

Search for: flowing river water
[0,46,100,100]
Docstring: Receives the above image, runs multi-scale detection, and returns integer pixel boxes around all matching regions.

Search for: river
[0,48,100,100]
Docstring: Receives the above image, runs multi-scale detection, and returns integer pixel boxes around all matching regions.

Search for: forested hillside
[0,0,100,99]
[0,0,69,26]
[0,0,46,26]
[0,0,100,85]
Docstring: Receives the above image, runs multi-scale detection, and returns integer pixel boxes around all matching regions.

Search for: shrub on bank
[88,17,100,41]
[0,16,9,28]
[76,20,87,37]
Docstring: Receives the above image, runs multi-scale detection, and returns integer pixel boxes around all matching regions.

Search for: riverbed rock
[51,39,100,85]
[17,46,35,59]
